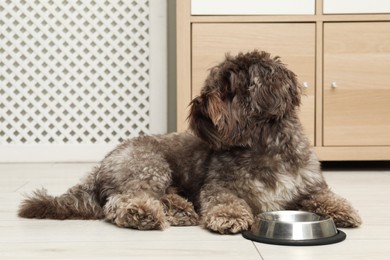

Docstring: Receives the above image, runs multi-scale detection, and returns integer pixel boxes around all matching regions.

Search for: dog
[18,50,362,234]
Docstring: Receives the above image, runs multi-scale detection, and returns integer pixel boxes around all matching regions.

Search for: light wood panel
[192,23,316,144]
[176,0,192,132]
[315,21,324,147]
[323,22,390,146]
[315,146,390,161]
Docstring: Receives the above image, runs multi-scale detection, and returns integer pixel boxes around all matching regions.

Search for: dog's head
[188,50,301,149]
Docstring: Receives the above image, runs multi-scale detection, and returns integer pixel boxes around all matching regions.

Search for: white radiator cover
[0,0,167,162]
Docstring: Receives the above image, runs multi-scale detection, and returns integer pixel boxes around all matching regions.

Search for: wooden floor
[1,163,389,259]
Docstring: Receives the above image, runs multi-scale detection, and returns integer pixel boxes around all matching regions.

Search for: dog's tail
[18,185,104,220]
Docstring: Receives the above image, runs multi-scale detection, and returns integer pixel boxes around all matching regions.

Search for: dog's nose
[193,96,203,105]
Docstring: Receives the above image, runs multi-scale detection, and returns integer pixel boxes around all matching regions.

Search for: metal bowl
[242,211,346,246]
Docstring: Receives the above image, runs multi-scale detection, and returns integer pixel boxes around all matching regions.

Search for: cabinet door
[192,23,316,144]
[323,22,390,146]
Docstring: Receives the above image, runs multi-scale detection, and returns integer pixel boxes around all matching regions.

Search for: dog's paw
[202,204,254,234]
[331,209,362,228]
[104,195,169,230]
[161,194,199,226]
[299,190,362,228]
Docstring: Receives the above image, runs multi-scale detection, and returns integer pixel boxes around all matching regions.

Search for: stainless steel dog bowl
[242,211,346,246]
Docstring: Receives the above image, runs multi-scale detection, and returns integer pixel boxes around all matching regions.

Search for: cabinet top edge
[189,14,390,23]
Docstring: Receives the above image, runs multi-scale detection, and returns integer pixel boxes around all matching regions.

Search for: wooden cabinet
[323,22,390,146]
[177,0,390,160]
[192,23,316,144]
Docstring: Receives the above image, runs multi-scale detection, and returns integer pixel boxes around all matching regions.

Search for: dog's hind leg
[104,192,169,230]
[298,189,362,227]
[102,153,173,230]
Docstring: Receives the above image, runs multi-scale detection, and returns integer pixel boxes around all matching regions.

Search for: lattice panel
[0,0,150,145]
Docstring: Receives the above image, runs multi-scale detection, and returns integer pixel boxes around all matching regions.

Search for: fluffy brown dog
[18,50,362,233]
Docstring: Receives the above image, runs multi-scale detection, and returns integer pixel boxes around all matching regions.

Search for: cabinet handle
[303,82,309,88]
[331,81,337,88]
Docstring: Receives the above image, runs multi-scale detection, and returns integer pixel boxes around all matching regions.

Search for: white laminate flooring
[0,163,389,259]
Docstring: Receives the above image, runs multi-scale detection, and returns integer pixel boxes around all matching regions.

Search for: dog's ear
[207,92,227,127]
[248,63,301,118]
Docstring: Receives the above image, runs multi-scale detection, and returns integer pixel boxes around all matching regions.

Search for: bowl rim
[256,210,331,223]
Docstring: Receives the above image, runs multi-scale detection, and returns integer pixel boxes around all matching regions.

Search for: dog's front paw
[104,195,169,230]
[202,204,254,234]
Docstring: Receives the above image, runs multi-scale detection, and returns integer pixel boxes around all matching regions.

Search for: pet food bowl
[242,211,346,246]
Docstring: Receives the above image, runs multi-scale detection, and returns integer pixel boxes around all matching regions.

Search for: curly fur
[18,50,362,233]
